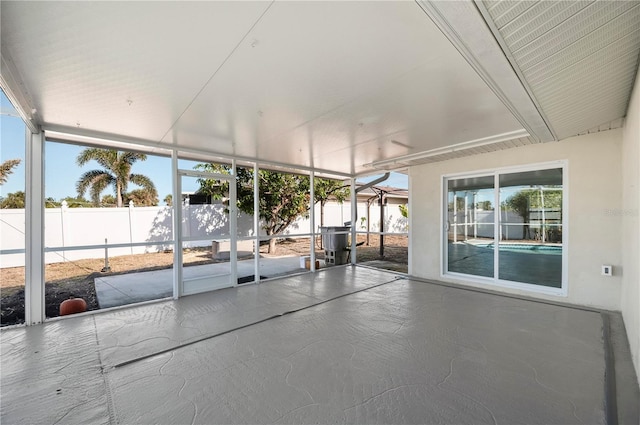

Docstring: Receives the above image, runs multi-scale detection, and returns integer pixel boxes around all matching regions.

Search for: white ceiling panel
[2,1,638,175]
[161,1,522,174]
[1,1,271,141]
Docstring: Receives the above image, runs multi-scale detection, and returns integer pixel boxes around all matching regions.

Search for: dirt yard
[0,234,407,326]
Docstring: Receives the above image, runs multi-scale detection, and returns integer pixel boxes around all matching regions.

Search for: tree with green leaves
[312,178,349,228]
[476,200,492,210]
[125,189,159,206]
[76,148,156,207]
[398,204,408,218]
[0,191,25,209]
[101,194,117,206]
[504,190,532,239]
[45,197,60,208]
[196,163,309,253]
[503,187,562,239]
[46,196,91,208]
[164,194,173,206]
[0,159,21,185]
[195,164,347,253]
[63,196,92,208]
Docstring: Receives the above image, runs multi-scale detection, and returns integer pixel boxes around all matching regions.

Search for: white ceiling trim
[368,129,530,170]
[577,118,625,135]
[402,136,538,167]
[0,47,39,133]
[44,127,174,157]
[416,0,555,143]
[43,125,352,179]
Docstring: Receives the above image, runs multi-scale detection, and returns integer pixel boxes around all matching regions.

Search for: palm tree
[0,159,21,185]
[76,148,156,207]
[125,188,159,206]
[0,191,25,208]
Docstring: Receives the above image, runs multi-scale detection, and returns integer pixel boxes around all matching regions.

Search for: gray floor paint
[1,266,636,424]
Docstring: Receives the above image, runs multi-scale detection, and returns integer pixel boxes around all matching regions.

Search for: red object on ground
[59,298,87,316]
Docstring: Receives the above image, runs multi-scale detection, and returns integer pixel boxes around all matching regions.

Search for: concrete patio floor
[94,255,310,309]
[1,266,638,424]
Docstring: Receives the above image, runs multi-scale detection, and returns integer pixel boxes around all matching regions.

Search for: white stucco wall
[622,67,640,382]
[410,129,623,311]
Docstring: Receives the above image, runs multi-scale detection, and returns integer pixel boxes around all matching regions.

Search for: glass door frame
[175,167,237,297]
[441,160,568,296]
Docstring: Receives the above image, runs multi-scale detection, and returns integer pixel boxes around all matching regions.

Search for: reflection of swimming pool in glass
[475,243,562,255]
[500,244,562,255]
[447,241,562,288]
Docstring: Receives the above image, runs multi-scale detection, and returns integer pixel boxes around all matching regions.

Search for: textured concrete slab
[609,312,640,424]
[0,316,110,425]
[95,266,395,367]
[1,266,636,425]
[108,279,606,424]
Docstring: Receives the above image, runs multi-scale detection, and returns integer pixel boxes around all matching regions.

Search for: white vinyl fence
[0,200,408,268]
[447,209,561,242]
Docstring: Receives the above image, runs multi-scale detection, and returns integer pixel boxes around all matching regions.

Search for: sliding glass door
[446,176,495,278]
[444,163,565,294]
[498,169,563,287]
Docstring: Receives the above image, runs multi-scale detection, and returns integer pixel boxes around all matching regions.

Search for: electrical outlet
[601,265,613,276]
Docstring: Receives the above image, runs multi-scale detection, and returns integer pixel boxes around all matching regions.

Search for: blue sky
[1,93,26,197]
[1,91,407,202]
[358,172,407,189]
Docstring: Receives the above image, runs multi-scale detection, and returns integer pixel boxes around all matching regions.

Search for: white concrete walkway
[95,256,309,308]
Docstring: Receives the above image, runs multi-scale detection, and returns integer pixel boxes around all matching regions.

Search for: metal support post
[172,150,181,298]
[254,163,260,281]
[25,129,45,325]
[379,190,384,258]
[350,178,357,265]
[309,171,316,271]
[230,160,238,286]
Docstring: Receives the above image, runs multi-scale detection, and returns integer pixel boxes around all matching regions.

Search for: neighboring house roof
[355,184,408,201]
